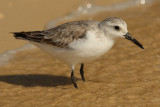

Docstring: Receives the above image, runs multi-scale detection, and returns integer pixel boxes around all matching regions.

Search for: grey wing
[42,22,87,48]
[13,20,98,48]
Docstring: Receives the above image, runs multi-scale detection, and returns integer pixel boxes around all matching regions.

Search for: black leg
[71,69,78,88]
[80,63,85,82]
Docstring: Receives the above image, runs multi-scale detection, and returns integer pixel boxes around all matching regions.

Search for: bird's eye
[114,26,120,30]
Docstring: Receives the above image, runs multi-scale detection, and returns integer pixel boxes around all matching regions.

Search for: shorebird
[13,17,144,88]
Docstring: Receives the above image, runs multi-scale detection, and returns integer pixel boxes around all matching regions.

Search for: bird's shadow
[0,74,73,87]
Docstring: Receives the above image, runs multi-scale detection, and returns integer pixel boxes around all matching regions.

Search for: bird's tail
[12,31,45,42]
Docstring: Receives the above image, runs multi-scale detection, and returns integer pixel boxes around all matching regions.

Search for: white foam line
[0,44,35,66]
[46,0,158,29]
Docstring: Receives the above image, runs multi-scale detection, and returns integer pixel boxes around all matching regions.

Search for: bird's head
[99,17,144,49]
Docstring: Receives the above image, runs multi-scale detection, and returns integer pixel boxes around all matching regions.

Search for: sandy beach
[0,0,160,107]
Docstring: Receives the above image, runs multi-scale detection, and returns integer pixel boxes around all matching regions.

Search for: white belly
[32,31,114,66]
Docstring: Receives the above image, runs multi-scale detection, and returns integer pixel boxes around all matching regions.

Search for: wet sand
[0,1,160,107]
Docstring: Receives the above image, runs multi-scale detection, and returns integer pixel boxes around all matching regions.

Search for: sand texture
[0,1,160,107]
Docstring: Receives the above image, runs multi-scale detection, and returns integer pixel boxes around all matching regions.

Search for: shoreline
[0,0,158,66]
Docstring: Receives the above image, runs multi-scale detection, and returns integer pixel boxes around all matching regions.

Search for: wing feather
[13,20,99,48]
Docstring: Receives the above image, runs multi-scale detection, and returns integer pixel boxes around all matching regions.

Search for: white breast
[68,30,114,63]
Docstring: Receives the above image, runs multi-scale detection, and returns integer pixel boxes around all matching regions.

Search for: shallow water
[0,0,160,107]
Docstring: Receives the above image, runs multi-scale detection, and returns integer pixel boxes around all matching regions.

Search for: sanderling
[13,17,144,88]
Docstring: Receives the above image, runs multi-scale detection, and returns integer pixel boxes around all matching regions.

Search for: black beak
[123,32,144,49]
